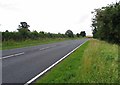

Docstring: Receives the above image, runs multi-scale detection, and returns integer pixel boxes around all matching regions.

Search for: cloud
[0,2,19,11]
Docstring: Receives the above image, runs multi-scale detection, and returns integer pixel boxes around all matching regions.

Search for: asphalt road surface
[2,39,88,84]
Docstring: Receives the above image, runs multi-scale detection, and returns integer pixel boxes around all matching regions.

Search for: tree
[65,30,74,38]
[92,28,97,38]
[80,31,86,37]
[17,22,30,32]
[17,22,30,40]
[76,33,80,37]
[5,30,9,32]
[30,30,39,39]
[19,22,30,29]
[91,2,120,43]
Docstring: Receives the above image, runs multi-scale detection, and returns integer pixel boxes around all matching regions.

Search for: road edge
[25,40,88,85]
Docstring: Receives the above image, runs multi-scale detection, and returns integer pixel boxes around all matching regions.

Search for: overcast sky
[0,0,118,35]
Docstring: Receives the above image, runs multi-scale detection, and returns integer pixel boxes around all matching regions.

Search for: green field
[35,39,119,83]
[2,38,81,50]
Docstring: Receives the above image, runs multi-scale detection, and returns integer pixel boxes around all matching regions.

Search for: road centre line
[1,52,25,60]
[1,45,57,60]
[39,45,57,51]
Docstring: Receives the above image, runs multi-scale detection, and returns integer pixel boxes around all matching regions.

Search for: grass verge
[2,38,81,50]
[35,39,119,84]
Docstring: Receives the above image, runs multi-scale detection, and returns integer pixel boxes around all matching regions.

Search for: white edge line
[0,52,25,60]
[25,40,88,85]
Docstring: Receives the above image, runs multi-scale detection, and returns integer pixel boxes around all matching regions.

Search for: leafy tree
[5,30,9,32]
[80,31,86,37]
[30,30,39,39]
[91,2,120,43]
[65,30,74,38]
[76,33,80,37]
[17,22,30,40]
[18,22,30,29]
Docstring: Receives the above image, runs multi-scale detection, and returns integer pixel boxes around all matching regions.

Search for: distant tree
[5,30,9,32]
[39,31,45,38]
[18,22,30,32]
[76,33,80,37]
[17,22,30,40]
[47,32,52,38]
[30,30,39,39]
[80,31,86,37]
[18,22,30,29]
[65,30,74,38]
[39,31,45,34]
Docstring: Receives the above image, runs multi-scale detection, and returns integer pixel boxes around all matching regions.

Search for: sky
[0,0,118,36]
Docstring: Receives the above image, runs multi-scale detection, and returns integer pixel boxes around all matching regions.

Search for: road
[2,39,88,84]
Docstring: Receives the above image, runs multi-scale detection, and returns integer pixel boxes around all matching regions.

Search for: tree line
[92,2,120,43]
[1,22,86,41]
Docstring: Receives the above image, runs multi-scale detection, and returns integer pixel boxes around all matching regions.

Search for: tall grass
[36,39,119,84]
[78,39,118,83]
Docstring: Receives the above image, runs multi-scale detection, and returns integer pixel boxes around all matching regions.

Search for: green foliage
[18,22,30,29]
[65,30,74,38]
[2,22,73,41]
[76,33,80,37]
[80,31,86,37]
[2,31,68,41]
[17,22,30,40]
[92,2,120,43]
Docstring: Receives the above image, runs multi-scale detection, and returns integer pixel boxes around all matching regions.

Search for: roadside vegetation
[1,22,86,50]
[36,39,118,83]
[92,2,120,44]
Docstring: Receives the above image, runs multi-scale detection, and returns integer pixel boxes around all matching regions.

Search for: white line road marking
[1,45,57,60]
[0,52,25,60]
[39,45,57,51]
[40,47,50,51]
[25,40,88,85]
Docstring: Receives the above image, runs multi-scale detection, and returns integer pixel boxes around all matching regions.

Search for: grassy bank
[36,39,118,83]
[2,38,81,50]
